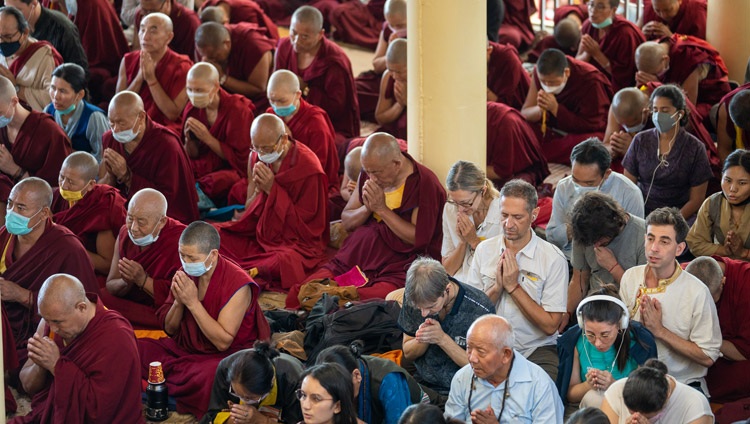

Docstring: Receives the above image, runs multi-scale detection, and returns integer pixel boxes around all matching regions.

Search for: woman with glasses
[557,286,657,412]
[297,363,359,424]
[622,84,713,220]
[201,341,304,424]
[442,160,501,282]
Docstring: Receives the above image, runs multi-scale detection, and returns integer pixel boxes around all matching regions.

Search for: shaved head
[62,152,99,181]
[195,22,230,48]
[251,113,286,143]
[386,38,407,65]
[0,75,17,103]
[12,177,53,208]
[38,274,86,311]
[554,18,581,51]
[179,221,221,254]
[384,0,406,18]
[635,41,668,74]
[199,5,228,24]
[129,188,168,217]
[267,69,300,95]
[291,5,323,32]
[344,146,363,182]
[537,48,569,77]
[109,91,144,117]
[361,132,402,163]
[188,62,220,83]
[613,87,649,122]
[142,12,173,32]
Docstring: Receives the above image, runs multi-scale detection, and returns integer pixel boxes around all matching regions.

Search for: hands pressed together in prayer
[585,368,615,391]
[610,130,635,158]
[140,50,158,86]
[724,230,748,258]
[0,277,29,304]
[252,162,275,195]
[626,412,653,424]
[495,250,520,294]
[635,71,660,87]
[0,144,20,176]
[456,213,480,248]
[103,148,131,184]
[415,318,447,346]
[226,400,260,424]
[362,180,386,214]
[27,333,60,375]
[171,270,199,309]
[579,34,602,58]
[393,80,407,107]
[184,117,211,143]
[471,406,500,424]
[537,90,559,116]
[118,257,148,287]
[640,295,665,336]
[642,21,672,39]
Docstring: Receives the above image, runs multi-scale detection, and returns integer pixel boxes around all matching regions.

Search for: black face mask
[0,41,21,57]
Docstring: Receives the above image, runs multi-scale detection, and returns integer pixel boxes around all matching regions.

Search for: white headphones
[576,295,630,330]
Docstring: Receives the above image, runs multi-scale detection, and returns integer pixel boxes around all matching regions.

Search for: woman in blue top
[45,63,109,162]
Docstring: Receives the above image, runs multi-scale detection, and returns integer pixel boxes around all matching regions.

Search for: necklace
[468,354,515,422]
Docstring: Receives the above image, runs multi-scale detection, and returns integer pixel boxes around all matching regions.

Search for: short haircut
[570,192,628,246]
[604,0,619,8]
[292,5,323,31]
[195,22,230,48]
[565,407,610,424]
[228,341,279,396]
[570,137,611,175]
[723,148,750,175]
[623,360,670,414]
[554,18,580,51]
[300,363,358,424]
[179,221,221,253]
[500,179,538,213]
[404,257,450,307]
[729,90,750,130]
[650,84,689,127]
[14,177,53,208]
[399,404,463,424]
[537,48,569,77]
[52,63,88,97]
[0,7,29,34]
[645,207,689,244]
[685,256,723,297]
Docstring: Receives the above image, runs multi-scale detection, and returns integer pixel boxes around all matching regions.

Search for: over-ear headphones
[576,294,629,330]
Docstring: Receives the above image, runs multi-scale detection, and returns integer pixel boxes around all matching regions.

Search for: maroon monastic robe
[488,41,530,110]
[0,111,71,202]
[138,255,270,417]
[581,15,646,92]
[554,4,588,24]
[216,140,328,290]
[355,22,399,120]
[0,222,98,362]
[182,89,254,200]
[376,75,407,140]
[657,34,731,120]
[287,153,446,308]
[531,57,613,164]
[99,218,185,329]
[123,48,193,134]
[201,0,279,41]
[275,36,360,141]
[706,257,750,403]
[487,101,549,187]
[2,306,17,414]
[252,0,339,29]
[527,35,578,64]
[135,0,201,58]
[102,116,200,224]
[51,184,127,260]
[642,0,707,40]
[719,83,750,152]
[498,0,536,52]
[10,295,144,424]
[225,22,276,107]
[329,0,386,50]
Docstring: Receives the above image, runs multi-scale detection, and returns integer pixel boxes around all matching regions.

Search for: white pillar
[707,1,750,83]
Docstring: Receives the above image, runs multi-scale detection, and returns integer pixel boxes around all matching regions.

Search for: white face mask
[112,117,140,144]
[540,80,567,95]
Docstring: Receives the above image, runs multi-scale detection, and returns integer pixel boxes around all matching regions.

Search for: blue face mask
[652,111,680,133]
[57,102,76,116]
[112,117,141,144]
[5,207,43,236]
[272,102,296,117]
[591,17,613,29]
[128,221,160,247]
[0,105,15,128]
[181,252,214,277]
[622,122,645,134]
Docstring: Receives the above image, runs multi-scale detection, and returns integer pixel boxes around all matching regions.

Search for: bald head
[251,113,286,144]
[267,69,300,95]
[344,146,363,182]
[291,5,323,32]
[361,132,402,163]
[188,62,220,83]
[199,5,228,24]
[62,152,99,181]
[129,188,168,217]
[38,274,86,311]
[386,38,407,65]
[384,0,406,18]
[141,12,173,32]
[109,91,144,116]
[613,87,649,122]
[554,18,581,51]
[12,177,53,208]
[0,75,17,103]
[195,21,230,49]
[467,315,514,350]
[635,41,668,74]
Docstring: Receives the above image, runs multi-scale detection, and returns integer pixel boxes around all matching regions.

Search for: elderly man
[12,274,144,423]
[547,138,644,260]
[217,114,329,291]
[640,0,707,40]
[138,221,270,417]
[275,5,360,143]
[286,132,446,308]
[0,178,97,364]
[686,256,750,402]
[182,62,253,204]
[445,315,564,423]
[52,152,126,275]
[103,189,185,329]
[374,38,407,140]
[398,257,494,403]
[0,74,70,211]
[100,91,199,224]
[619,207,721,393]
[133,0,201,58]
[467,179,568,381]
[116,12,192,134]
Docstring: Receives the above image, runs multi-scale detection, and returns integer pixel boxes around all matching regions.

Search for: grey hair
[446,160,499,198]
[499,179,537,213]
[685,257,724,298]
[404,257,450,307]
[469,314,515,350]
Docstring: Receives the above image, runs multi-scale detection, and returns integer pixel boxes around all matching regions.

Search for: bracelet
[13,167,24,182]
[608,263,619,273]
[147,80,159,87]
[138,274,148,289]
[27,289,33,309]
[508,284,520,295]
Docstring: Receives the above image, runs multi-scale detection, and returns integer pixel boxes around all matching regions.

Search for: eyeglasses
[295,389,333,404]
[229,384,265,405]
[251,133,283,155]
[447,191,480,209]
[0,31,20,43]
[584,331,617,343]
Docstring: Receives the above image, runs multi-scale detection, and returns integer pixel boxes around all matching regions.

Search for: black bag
[304,298,403,364]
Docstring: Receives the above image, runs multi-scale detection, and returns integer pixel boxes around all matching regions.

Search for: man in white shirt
[619,207,721,394]
[467,179,568,381]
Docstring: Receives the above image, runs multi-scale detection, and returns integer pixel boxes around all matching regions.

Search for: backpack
[304,298,403,364]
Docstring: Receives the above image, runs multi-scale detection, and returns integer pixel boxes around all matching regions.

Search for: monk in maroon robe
[2,306,17,414]
[275,6,360,144]
[52,152,127,276]
[498,0,536,53]
[354,0,406,120]
[100,91,199,224]
[133,0,201,58]
[195,21,275,109]
[286,133,446,308]
[554,3,588,24]
[117,13,192,134]
[487,40,530,110]
[182,63,253,203]
[103,189,185,329]
[528,15,581,63]
[717,83,750,163]
[138,222,270,417]
[640,0,707,40]
[487,101,549,187]
[577,0,645,92]
[200,0,279,41]
[522,49,613,164]
[635,35,731,120]
[374,39,407,140]
[12,275,144,424]
[329,0,386,49]
[0,178,98,366]
[216,114,328,290]
[0,75,70,206]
